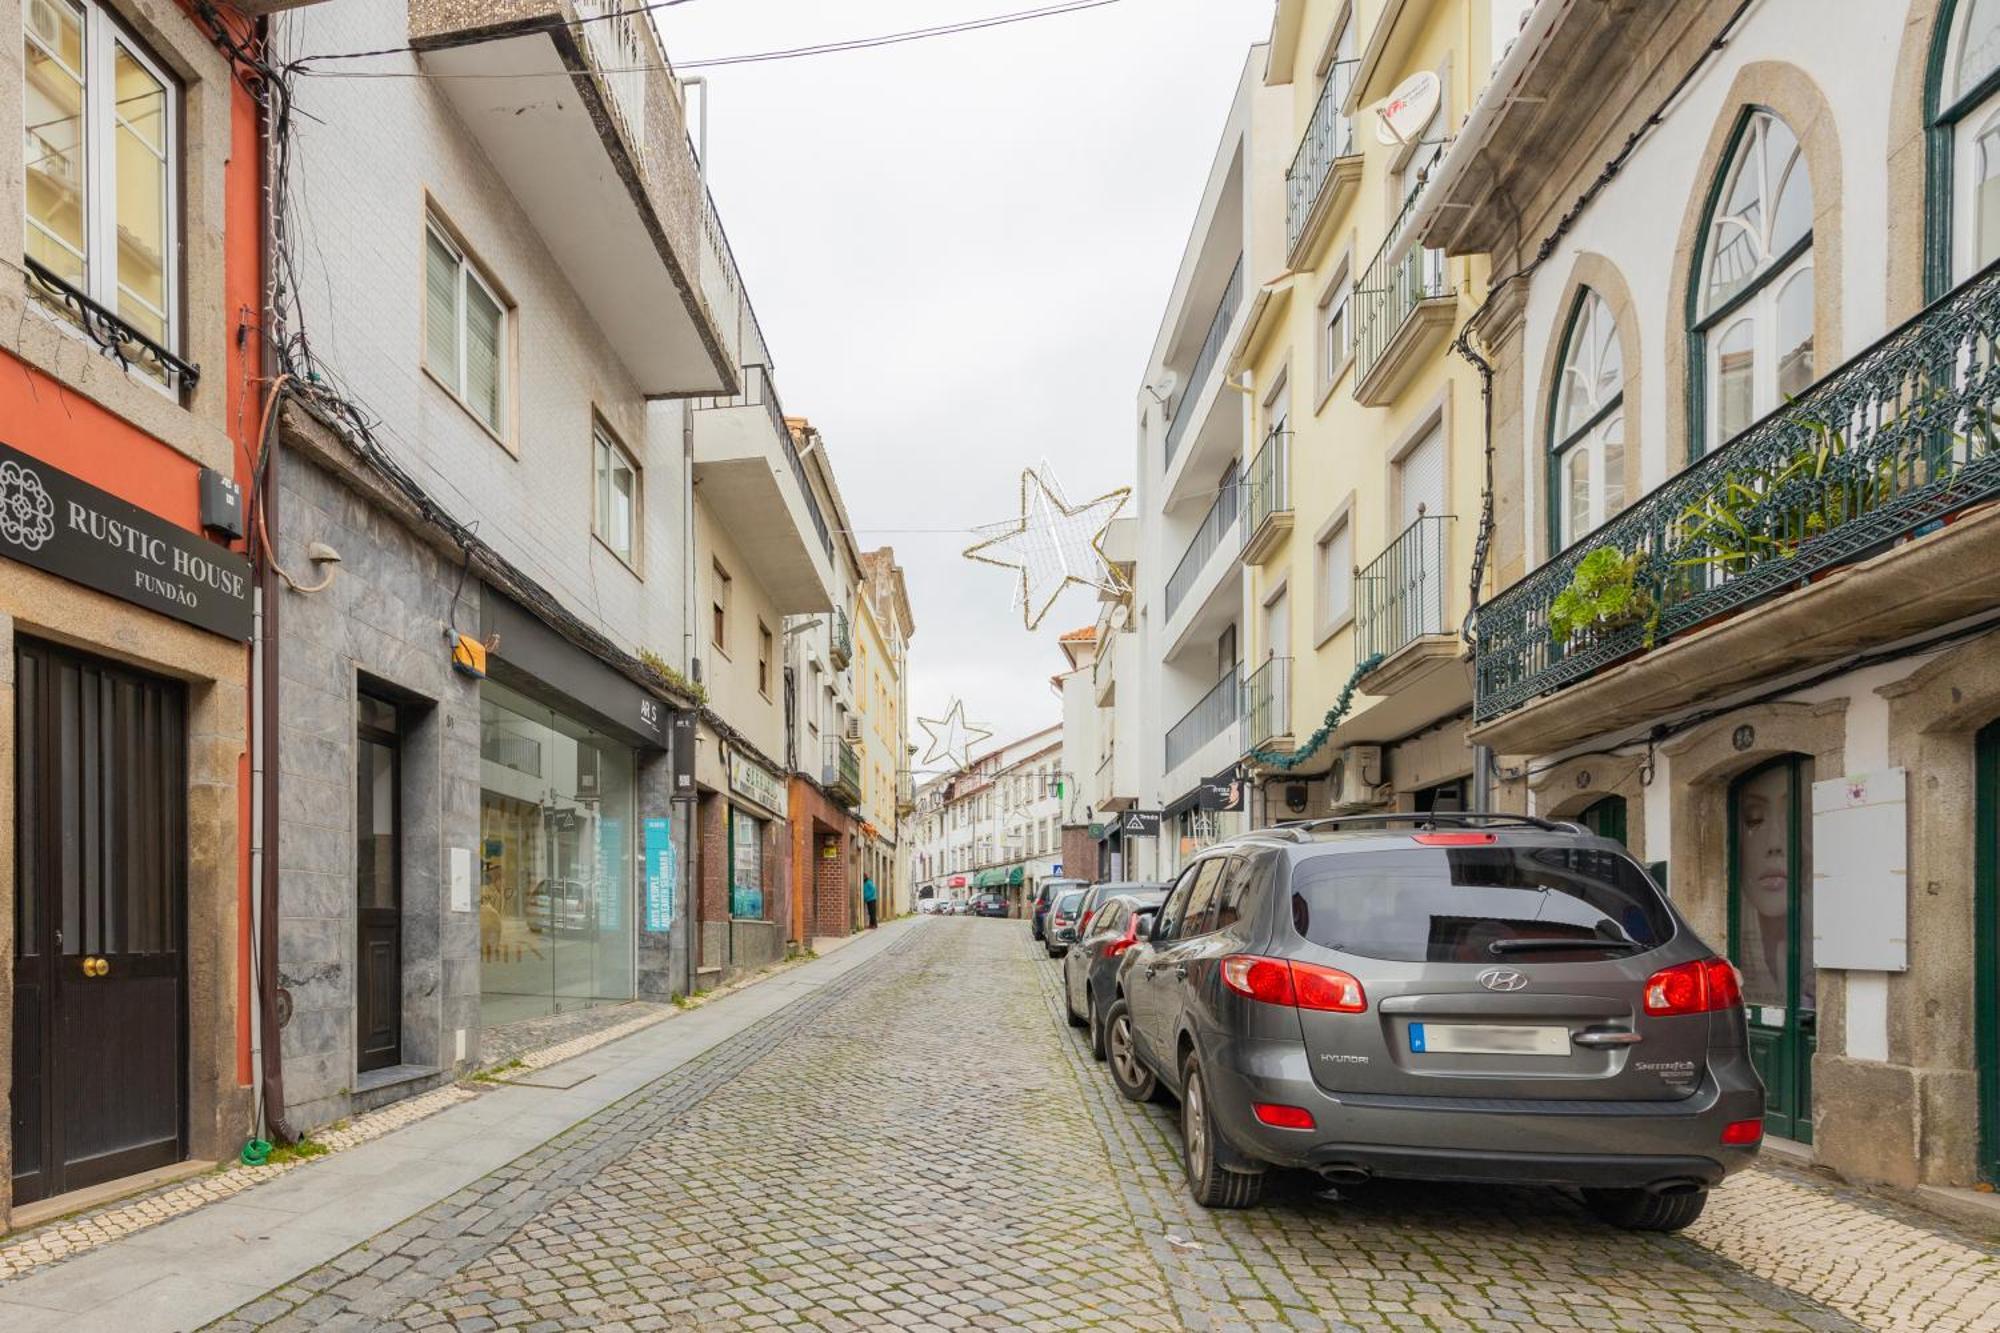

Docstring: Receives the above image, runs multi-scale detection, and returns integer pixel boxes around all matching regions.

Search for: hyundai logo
[1477,968,1529,993]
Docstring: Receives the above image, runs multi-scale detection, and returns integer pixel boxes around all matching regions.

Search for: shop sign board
[643,816,676,932]
[729,751,785,813]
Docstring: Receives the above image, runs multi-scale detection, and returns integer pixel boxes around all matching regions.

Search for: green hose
[240,1137,272,1166]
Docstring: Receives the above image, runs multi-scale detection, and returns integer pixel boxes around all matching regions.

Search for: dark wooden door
[1730,754,1816,1143]
[11,639,186,1206]
[356,694,402,1073]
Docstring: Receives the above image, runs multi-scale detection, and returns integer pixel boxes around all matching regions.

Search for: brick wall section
[697,792,727,970]
[814,836,850,939]
[1062,826,1096,885]
[789,775,857,942]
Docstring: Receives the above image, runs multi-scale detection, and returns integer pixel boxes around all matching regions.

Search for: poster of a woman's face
[1734,762,1816,1012]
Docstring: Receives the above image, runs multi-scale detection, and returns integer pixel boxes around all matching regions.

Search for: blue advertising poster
[597,816,625,932]
[643,816,676,933]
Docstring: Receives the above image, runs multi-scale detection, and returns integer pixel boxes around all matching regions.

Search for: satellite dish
[1374,70,1441,147]
[1148,369,1181,405]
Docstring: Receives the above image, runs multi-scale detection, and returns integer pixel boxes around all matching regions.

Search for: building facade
[2,0,262,1224]
[909,727,1066,912]
[1411,0,2000,1192]
[855,548,914,921]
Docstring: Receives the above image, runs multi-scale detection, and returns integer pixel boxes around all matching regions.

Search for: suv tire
[1105,1000,1160,1103]
[1181,1053,1262,1208]
[1581,1186,1708,1232]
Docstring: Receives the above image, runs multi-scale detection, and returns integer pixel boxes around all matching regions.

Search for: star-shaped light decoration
[964,464,1131,631]
[917,698,992,772]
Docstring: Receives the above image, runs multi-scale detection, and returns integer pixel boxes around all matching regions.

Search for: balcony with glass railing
[1164,473,1242,626]
[410,0,732,394]
[1242,428,1293,565]
[1244,657,1292,751]
[1285,60,1361,262]
[1165,665,1241,778]
[1473,262,2000,753]
[1164,257,1245,471]
[1356,514,1457,693]
[1352,188,1456,407]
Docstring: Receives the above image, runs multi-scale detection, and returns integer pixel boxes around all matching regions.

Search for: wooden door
[356,693,402,1073]
[12,639,186,1206]
[1730,755,1816,1142]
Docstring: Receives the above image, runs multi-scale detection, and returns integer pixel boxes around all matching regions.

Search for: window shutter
[1396,426,1445,529]
[424,230,460,389]
[464,278,504,431]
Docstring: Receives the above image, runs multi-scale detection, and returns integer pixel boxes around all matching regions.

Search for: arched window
[1933,0,2000,289]
[1549,288,1626,551]
[1691,110,1814,453]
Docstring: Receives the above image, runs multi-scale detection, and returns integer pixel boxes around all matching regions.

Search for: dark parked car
[973,893,1010,918]
[1063,889,1169,1058]
[1031,878,1086,940]
[1042,888,1089,958]
[1102,814,1763,1229]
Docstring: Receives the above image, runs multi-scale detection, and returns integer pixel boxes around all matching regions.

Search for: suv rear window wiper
[1488,937,1645,955]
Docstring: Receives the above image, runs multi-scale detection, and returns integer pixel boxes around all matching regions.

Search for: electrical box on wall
[198,468,244,540]
[1812,767,1908,972]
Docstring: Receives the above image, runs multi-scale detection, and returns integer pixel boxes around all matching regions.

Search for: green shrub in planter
[1549,547,1656,647]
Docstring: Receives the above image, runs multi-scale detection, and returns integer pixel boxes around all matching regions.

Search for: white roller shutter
[1396,424,1446,530]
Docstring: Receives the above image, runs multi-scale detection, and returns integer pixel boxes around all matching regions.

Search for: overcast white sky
[657,0,1273,761]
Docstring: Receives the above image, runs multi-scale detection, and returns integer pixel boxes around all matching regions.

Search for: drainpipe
[254,61,293,1143]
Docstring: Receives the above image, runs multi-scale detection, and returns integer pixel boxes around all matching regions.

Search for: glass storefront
[479,680,638,1026]
[729,807,765,919]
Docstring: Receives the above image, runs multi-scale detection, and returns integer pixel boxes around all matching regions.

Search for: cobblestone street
[166,918,2000,1331]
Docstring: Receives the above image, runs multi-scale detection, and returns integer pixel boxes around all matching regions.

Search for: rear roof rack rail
[1263,812,1590,841]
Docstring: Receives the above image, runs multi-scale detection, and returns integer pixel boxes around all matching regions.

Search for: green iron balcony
[829,608,852,670]
[824,737,862,807]
[1473,261,2000,740]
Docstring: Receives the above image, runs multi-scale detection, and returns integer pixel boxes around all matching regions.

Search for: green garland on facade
[1246,653,1385,771]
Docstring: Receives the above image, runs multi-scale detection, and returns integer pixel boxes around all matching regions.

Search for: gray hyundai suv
[1101,815,1764,1230]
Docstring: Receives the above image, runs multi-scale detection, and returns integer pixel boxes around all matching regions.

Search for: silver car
[1102,814,1764,1229]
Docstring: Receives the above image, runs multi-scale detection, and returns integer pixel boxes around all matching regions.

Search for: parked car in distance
[973,894,1010,918]
[1073,880,1169,940]
[1103,814,1763,1230]
[1043,888,1089,958]
[1063,889,1169,1058]
[527,879,593,935]
[1031,878,1086,940]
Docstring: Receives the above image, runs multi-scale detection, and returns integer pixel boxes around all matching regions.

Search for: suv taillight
[1643,958,1744,1016]
[1222,956,1366,1013]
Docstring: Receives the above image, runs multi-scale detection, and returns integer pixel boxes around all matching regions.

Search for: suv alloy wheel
[1105,1000,1159,1103]
[1181,1053,1262,1208]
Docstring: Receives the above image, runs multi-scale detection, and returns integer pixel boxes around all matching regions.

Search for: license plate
[1408,1022,1570,1056]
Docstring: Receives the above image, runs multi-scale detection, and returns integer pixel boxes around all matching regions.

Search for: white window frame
[22,0,182,394]
[1313,501,1355,646]
[591,420,641,569]
[1316,265,1353,405]
[423,215,510,441]
[1549,288,1627,552]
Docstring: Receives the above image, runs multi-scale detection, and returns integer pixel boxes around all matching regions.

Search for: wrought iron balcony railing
[1166,665,1241,774]
[24,256,198,390]
[1244,427,1291,544]
[1474,260,2000,723]
[1357,514,1455,666]
[824,737,862,804]
[1164,471,1241,620]
[1285,60,1357,253]
[1244,656,1292,749]
[829,608,852,669]
[1165,257,1245,469]
[1353,187,1453,393]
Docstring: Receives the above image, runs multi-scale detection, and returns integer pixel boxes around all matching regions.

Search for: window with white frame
[1317,269,1352,399]
[1942,0,2000,283]
[22,0,180,384]
[1315,513,1352,636]
[424,217,508,436]
[593,423,640,565]
[1693,109,1813,453]
[1549,288,1626,551]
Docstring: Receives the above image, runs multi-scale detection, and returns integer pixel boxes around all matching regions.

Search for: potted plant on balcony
[1548,546,1657,650]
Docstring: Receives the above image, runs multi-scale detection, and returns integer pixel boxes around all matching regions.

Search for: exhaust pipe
[1317,1165,1372,1186]
[1645,1178,1705,1196]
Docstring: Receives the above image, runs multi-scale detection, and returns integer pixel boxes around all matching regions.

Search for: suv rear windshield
[1287,845,1673,963]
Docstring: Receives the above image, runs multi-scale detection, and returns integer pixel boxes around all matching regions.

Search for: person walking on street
[863,874,879,929]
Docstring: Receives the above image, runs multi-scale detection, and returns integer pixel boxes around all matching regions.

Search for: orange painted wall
[0,1,264,1088]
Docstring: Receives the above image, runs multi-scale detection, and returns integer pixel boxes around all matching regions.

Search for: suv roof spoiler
[1259,812,1591,841]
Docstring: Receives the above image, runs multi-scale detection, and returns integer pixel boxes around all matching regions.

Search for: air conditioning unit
[1326,745,1385,812]
[843,717,862,743]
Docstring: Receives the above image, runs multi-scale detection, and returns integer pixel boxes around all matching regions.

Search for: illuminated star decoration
[963,464,1131,631]
[917,698,992,772]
